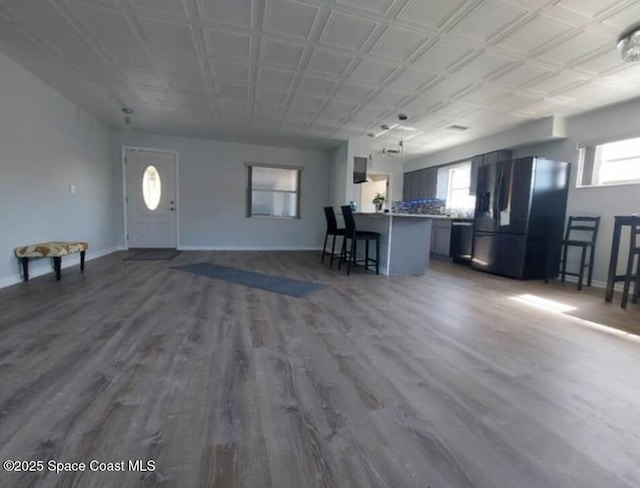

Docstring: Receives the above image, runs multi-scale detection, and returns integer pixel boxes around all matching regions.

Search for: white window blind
[247,164,301,218]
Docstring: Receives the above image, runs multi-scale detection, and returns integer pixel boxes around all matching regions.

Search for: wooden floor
[1,251,639,488]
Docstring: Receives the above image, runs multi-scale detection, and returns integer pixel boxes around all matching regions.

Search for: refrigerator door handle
[491,172,495,215]
[498,172,506,212]
[504,161,515,212]
[494,173,503,217]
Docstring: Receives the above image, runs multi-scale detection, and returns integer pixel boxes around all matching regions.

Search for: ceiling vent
[447,124,469,132]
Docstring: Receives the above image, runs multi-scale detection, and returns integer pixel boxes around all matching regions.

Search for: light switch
[69,184,76,194]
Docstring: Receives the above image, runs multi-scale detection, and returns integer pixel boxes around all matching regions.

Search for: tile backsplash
[392,198,446,214]
[392,199,474,218]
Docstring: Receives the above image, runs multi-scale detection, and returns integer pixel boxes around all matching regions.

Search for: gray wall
[329,141,348,207]
[330,137,404,208]
[0,51,118,287]
[112,132,331,250]
[404,116,565,172]
[366,152,404,202]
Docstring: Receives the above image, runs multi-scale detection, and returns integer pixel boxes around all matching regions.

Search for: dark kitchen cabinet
[410,171,420,199]
[403,170,420,201]
[403,167,438,201]
[403,172,411,201]
[423,167,437,199]
[469,150,512,196]
[413,171,421,200]
[485,150,512,166]
[403,171,413,201]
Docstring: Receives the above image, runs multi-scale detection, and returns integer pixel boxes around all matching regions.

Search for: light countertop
[354,212,462,219]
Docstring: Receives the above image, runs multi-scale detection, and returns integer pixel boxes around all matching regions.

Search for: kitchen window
[447,162,476,209]
[246,163,301,218]
[578,136,640,187]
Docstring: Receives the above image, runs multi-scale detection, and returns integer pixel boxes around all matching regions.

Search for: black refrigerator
[471,157,570,280]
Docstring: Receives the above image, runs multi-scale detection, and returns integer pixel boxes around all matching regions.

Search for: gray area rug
[173,262,324,298]
[124,249,180,261]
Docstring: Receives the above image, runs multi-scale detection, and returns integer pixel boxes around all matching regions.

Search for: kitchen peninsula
[354,213,450,275]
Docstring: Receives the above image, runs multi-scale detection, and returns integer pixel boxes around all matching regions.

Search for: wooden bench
[14,241,89,281]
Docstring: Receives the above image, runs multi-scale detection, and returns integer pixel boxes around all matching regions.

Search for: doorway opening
[358,174,390,213]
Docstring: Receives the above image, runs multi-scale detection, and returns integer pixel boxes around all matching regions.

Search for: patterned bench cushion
[15,241,89,258]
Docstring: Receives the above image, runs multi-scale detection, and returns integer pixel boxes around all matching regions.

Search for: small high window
[578,136,640,187]
[142,165,161,211]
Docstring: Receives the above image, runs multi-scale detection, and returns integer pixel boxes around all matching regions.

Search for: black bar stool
[621,221,640,309]
[321,206,344,267]
[560,216,600,290]
[338,205,380,276]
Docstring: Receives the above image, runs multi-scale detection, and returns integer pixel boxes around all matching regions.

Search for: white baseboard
[0,246,120,290]
[177,246,323,251]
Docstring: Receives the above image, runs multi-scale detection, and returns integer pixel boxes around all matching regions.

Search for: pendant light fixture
[618,24,640,62]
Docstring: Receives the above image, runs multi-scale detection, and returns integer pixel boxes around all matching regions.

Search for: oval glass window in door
[142,165,162,211]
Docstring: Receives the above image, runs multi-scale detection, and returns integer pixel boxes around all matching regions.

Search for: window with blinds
[246,164,301,218]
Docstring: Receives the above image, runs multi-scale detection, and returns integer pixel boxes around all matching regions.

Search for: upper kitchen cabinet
[469,150,512,196]
[403,172,412,201]
[485,150,512,167]
[403,170,420,201]
[403,170,421,201]
[422,167,437,199]
[402,167,438,201]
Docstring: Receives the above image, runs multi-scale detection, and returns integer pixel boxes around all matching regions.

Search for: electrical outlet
[69,184,76,194]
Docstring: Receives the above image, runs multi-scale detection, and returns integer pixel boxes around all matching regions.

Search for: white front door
[125,148,177,248]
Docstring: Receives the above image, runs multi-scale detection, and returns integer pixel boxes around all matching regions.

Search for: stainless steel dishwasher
[450,219,474,264]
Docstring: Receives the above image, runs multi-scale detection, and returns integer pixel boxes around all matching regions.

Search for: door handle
[495,174,503,214]
[169,207,176,211]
